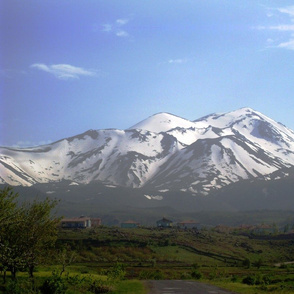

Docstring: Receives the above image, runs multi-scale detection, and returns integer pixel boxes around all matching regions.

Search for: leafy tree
[0,186,18,225]
[20,198,61,278]
[0,187,60,281]
[56,244,76,277]
[0,187,23,282]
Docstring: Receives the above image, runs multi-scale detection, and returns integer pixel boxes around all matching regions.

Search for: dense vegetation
[1,187,294,293]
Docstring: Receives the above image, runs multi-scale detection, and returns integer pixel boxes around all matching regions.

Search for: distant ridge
[1,107,294,197]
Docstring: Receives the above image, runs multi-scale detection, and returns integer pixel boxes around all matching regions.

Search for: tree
[0,186,18,225]
[20,198,61,278]
[56,244,76,277]
[0,187,61,281]
[0,187,22,282]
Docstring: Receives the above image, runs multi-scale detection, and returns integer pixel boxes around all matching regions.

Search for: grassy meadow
[1,226,294,293]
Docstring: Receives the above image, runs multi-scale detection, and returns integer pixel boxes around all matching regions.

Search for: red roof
[61,217,90,223]
[178,220,198,224]
[122,220,139,224]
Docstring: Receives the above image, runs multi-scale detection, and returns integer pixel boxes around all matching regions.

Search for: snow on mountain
[129,112,198,133]
[0,129,180,187]
[1,107,294,195]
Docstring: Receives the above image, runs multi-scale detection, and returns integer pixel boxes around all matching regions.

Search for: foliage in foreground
[0,187,60,281]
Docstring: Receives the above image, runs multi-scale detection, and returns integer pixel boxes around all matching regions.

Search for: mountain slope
[1,107,294,196]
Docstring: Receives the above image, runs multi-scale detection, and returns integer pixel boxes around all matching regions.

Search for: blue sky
[1,0,294,147]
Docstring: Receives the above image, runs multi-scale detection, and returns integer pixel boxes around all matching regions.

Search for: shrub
[191,263,200,270]
[40,272,67,294]
[151,269,164,280]
[5,280,22,294]
[88,279,114,294]
[138,269,165,280]
[191,270,202,280]
[107,263,126,281]
[242,258,251,268]
[242,275,256,285]
[242,274,268,286]
[180,272,191,280]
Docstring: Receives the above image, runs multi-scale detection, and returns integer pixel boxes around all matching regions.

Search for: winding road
[145,280,238,294]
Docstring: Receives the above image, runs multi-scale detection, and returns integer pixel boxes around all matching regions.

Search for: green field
[1,226,294,293]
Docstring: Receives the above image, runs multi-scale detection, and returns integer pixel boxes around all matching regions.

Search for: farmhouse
[91,218,102,227]
[177,220,199,229]
[61,216,91,229]
[156,217,173,228]
[121,220,140,228]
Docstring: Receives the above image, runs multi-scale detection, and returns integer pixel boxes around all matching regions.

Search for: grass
[2,226,294,293]
[208,279,294,294]
[109,280,147,294]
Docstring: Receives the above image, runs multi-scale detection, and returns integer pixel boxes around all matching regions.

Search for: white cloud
[258,6,294,51]
[266,38,274,44]
[30,63,97,80]
[116,30,129,37]
[278,6,294,17]
[102,24,112,32]
[116,18,129,26]
[102,17,131,38]
[168,58,188,64]
[277,37,294,50]
[268,25,294,31]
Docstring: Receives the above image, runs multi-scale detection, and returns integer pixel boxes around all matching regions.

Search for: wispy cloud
[116,30,129,37]
[102,24,112,32]
[116,18,129,26]
[101,17,130,38]
[278,6,294,17]
[277,38,294,50]
[258,6,294,50]
[168,58,188,64]
[30,63,97,80]
[267,25,294,32]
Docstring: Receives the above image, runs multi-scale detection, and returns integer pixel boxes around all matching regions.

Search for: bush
[242,275,256,285]
[191,270,202,280]
[107,263,126,281]
[88,280,114,294]
[5,279,39,294]
[242,258,251,268]
[242,274,272,286]
[180,272,191,280]
[191,263,200,270]
[138,269,165,280]
[5,280,22,294]
[40,272,67,294]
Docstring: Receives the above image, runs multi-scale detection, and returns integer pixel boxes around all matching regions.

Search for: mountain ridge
[1,107,294,197]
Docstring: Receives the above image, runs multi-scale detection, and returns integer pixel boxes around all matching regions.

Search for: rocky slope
[1,107,294,195]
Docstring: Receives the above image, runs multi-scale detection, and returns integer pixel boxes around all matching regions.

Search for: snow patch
[144,194,163,200]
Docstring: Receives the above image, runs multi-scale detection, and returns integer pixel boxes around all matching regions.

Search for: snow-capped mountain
[1,108,294,195]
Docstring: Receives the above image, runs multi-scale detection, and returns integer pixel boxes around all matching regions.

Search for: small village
[60,216,292,236]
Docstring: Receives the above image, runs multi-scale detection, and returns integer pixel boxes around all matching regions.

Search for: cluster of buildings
[60,216,200,230]
[60,217,288,236]
[60,216,101,229]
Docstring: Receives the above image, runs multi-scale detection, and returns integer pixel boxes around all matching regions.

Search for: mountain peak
[1,107,294,196]
[128,112,196,133]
